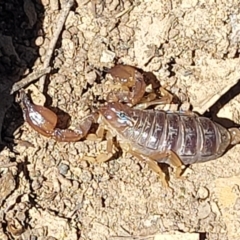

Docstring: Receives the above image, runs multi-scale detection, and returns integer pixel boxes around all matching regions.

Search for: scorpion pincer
[20,65,240,187]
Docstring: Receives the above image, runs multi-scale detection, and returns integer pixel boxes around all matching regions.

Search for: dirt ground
[1,0,240,239]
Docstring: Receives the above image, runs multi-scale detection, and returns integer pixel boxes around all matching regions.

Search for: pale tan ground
[1,0,240,240]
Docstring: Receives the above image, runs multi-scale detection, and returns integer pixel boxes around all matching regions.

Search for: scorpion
[20,65,240,187]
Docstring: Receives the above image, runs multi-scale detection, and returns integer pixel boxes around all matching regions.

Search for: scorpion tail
[228,128,240,145]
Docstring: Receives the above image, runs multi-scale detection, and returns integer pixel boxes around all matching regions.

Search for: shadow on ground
[0,0,43,151]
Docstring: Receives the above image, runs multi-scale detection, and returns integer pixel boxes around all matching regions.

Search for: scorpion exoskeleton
[20,65,240,187]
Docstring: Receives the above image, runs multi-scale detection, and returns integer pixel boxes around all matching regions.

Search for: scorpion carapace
[20,64,240,186]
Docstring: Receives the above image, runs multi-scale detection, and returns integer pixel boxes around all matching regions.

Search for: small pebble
[68,26,78,35]
[39,47,46,56]
[31,179,42,190]
[58,163,70,175]
[62,30,71,39]
[35,36,44,46]
[197,202,211,220]
[80,169,92,183]
[197,186,209,200]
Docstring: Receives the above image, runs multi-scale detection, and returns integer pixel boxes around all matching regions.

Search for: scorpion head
[100,102,134,130]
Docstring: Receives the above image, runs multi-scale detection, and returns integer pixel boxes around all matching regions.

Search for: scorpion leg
[96,128,118,163]
[146,160,169,188]
[135,87,173,110]
[148,150,184,178]
[126,148,168,187]
[164,151,184,178]
[20,90,96,142]
[120,142,183,185]
[88,126,118,163]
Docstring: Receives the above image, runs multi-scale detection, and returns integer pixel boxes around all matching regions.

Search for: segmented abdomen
[122,109,231,165]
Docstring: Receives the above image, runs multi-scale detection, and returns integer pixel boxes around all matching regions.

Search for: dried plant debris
[1,0,240,239]
[0,171,16,205]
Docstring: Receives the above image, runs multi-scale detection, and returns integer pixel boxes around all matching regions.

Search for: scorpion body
[100,102,232,166]
[20,64,240,186]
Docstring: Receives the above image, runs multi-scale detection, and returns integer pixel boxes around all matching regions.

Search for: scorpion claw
[108,65,146,106]
[20,90,58,137]
[20,90,95,142]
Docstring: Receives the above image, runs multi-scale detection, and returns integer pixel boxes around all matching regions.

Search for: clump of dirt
[1,0,240,240]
